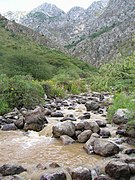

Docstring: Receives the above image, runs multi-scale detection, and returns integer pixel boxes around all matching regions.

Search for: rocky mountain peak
[31,2,65,17]
[2,11,27,23]
[66,6,86,20]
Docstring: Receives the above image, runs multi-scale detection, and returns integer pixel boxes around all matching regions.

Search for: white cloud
[0,0,95,13]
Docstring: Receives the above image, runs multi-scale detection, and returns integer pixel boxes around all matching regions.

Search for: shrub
[0,74,44,114]
[107,92,135,123]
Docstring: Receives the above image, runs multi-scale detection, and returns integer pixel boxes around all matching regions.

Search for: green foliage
[0,74,44,114]
[90,53,135,92]
[107,92,135,122]
[0,25,94,81]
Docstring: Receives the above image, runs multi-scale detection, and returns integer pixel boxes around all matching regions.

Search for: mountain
[3,0,135,65]
[2,11,27,23]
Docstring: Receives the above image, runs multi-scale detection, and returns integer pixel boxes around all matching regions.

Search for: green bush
[107,92,135,123]
[0,74,44,114]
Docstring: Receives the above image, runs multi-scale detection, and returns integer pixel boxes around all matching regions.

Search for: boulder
[1,124,17,131]
[40,170,66,180]
[78,130,92,143]
[75,122,85,130]
[84,121,100,133]
[93,139,119,157]
[14,117,25,129]
[52,121,75,138]
[113,109,129,124]
[70,167,92,180]
[60,135,75,145]
[23,107,48,132]
[100,129,111,138]
[105,160,130,180]
[83,133,100,154]
[95,120,106,127]
[0,164,26,176]
[85,101,100,111]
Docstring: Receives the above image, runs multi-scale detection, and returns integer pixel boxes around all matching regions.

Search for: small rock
[51,112,64,117]
[0,164,26,176]
[40,170,66,180]
[84,121,100,133]
[78,130,92,143]
[60,135,75,145]
[100,129,111,138]
[78,113,91,120]
[70,166,92,180]
[113,109,129,125]
[85,101,100,111]
[49,163,60,168]
[1,124,17,131]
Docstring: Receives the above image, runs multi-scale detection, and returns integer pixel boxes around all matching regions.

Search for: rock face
[15,0,135,65]
[105,160,131,180]
[52,121,76,138]
[93,139,119,157]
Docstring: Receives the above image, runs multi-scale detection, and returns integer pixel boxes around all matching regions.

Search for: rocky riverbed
[0,92,135,180]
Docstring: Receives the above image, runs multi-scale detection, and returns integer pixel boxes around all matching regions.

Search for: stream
[0,96,134,179]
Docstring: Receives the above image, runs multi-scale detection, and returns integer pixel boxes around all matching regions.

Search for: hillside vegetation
[0,15,96,114]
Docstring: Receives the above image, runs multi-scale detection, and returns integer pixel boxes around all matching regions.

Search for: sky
[0,0,96,13]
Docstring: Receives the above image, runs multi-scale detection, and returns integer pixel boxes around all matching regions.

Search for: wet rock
[60,135,75,145]
[36,163,47,170]
[84,121,100,133]
[78,112,91,120]
[105,160,130,180]
[94,175,112,180]
[23,107,48,132]
[51,112,64,117]
[1,123,17,131]
[0,164,26,176]
[78,130,92,143]
[129,163,135,175]
[70,166,92,180]
[60,117,76,122]
[93,139,119,157]
[75,122,85,130]
[95,120,106,127]
[124,149,135,155]
[40,170,66,180]
[100,129,111,138]
[49,163,60,168]
[85,101,100,111]
[14,117,25,129]
[83,133,100,154]
[52,121,75,138]
[113,109,129,125]
[75,130,82,137]
[44,109,52,116]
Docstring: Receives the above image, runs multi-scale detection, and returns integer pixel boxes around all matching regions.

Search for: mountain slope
[0,14,94,80]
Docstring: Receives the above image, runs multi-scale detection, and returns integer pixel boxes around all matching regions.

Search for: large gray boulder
[52,121,75,138]
[78,130,92,143]
[105,160,130,180]
[23,107,48,132]
[93,139,119,157]
[113,109,129,124]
